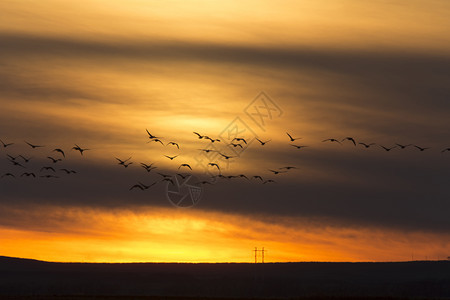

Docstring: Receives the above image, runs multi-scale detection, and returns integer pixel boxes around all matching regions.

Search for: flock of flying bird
[116,130,450,191]
[2,131,449,192]
[0,139,89,179]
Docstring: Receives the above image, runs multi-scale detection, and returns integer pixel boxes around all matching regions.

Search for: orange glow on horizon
[0,205,448,263]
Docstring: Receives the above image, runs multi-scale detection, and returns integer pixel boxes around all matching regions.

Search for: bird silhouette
[193,132,204,139]
[229,143,243,148]
[413,145,429,151]
[157,172,172,178]
[219,153,235,160]
[130,182,156,190]
[286,132,301,142]
[140,163,157,172]
[60,169,77,174]
[72,144,89,155]
[359,142,375,148]
[252,175,263,181]
[7,154,19,161]
[167,142,180,149]
[25,141,44,149]
[291,145,308,149]
[0,139,13,148]
[322,138,342,145]
[164,155,178,160]
[19,155,31,163]
[238,174,249,180]
[116,157,132,165]
[20,172,36,178]
[177,173,189,179]
[197,181,213,185]
[280,166,297,170]
[122,162,133,168]
[395,143,412,149]
[146,129,160,139]
[53,148,65,157]
[162,178,174,184]
[342,137,356,146]
[148,139,164,145]
[2,173,15,178]
[40,166,56,172]
[178,163,192,170]
[8,159,25,168]
[380,145,397,152]
[208,163,220,170]
[47,156,62,163]
[205,137,220,143]
[263,179,276,184]
[232,138,247,144]
[441,148,450,153]
[40,175,59,179]
[255,138,271,145]
[198,149,216,153]
[268,169,287,175]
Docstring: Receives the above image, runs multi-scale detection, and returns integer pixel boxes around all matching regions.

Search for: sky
[0,0,449,263]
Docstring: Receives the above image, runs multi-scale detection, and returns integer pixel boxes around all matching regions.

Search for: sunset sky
[0,0,449,263]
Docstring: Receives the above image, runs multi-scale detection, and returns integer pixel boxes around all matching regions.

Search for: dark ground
[0,256,449,299]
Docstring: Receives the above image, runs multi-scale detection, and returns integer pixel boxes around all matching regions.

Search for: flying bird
[198,149,216,153]
[40,175,59,179]
[19,155,31,163]
[130,182,156,190]
[252,175,263,181]
[219,153,235,160]
[229,143,243,148]
[116,157,132,165]
[280,166,297,170]
[164,155,178,160]
[380,145,397,152]
[72,144,89,155]
[322,138,342,145]
[146,129,160,139]
[268,169,287,175]
[286,132,301,142]
[238,174,249,180]
[291,145,308,149]
[21,172,36,178]
[197,181,213,185]
[167,142,180,149]
[60,169,77,174]
[161,178,174,185]
[178,163,192,170]
[148,139,164,145]
[40,166,56,172]
[7,154,19,161]
[205,137,220,143]
[208,163,220,170]
[441,148,450,153]
[53,148,65,157]
[0,139,13,148]
[232,138,247,144]
[47,156,62,163]
[177,173,190,179]
[395,143,412,149]
[8,159,25,168]
[413,145,430,151]
[256,138,271,145]
[341,137,356,146]
[157,172,172,178]
[263,179,276,184]
[2,173,15,178]
[359,142,375,148]
[25,141,44,149]
[193,132,204,139]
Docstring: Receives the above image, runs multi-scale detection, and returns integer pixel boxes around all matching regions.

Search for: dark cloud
[1,33,449,235]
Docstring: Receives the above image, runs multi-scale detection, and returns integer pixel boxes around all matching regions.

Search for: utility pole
[261,247,267,263]
[253,247,258,263]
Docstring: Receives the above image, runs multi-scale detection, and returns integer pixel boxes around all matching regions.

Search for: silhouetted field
[1,256,449,299]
